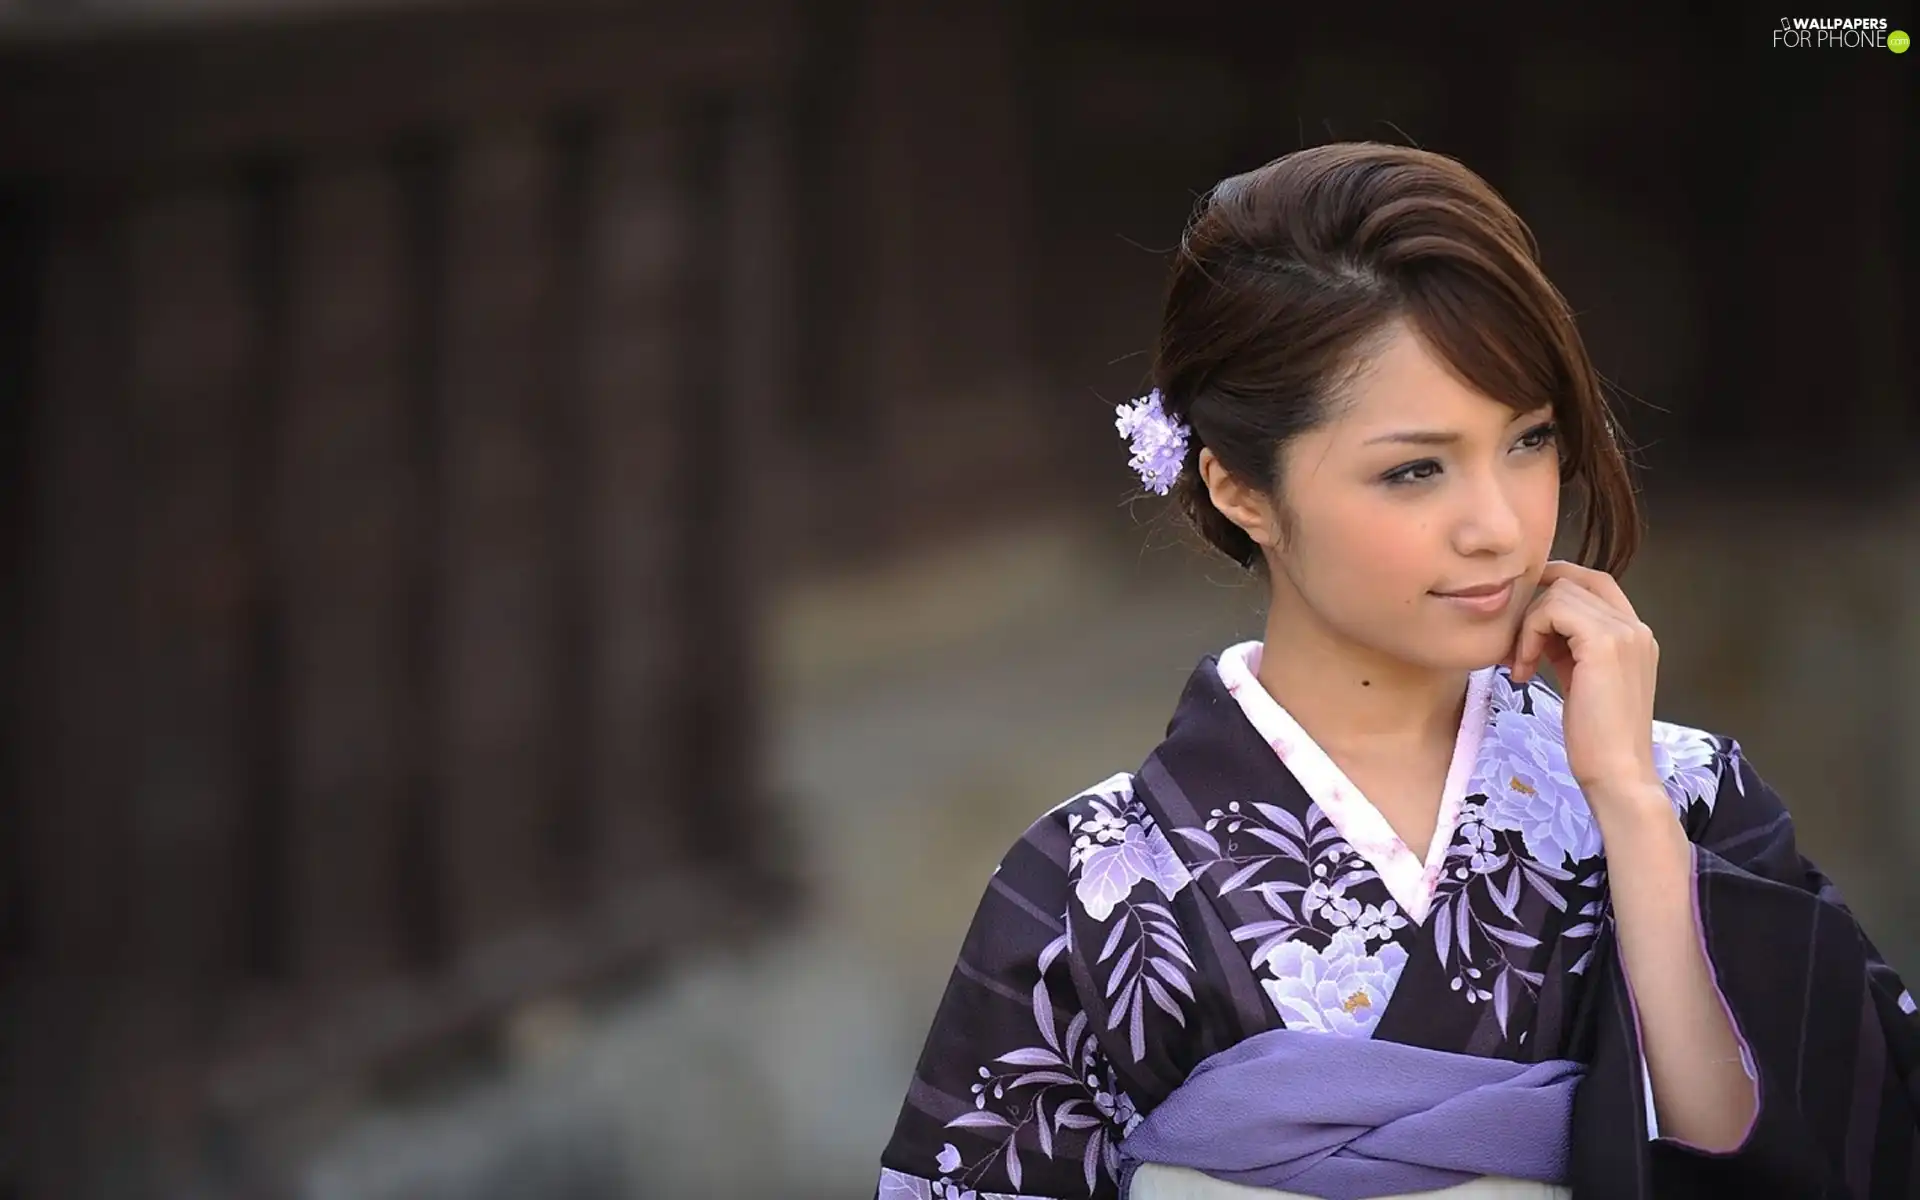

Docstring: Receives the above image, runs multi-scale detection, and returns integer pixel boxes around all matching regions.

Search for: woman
[874,142,1919,1199]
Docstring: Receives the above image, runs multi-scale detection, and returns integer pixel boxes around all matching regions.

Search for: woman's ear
[1198,448,1282,550]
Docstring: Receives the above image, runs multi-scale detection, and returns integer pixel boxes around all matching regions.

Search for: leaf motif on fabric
[1521,866,1570,911]
[1253,802,1309,841]
[1145,977,1186,1026]
[994,1047,1062,1067]
[1218,859,1266,894]
[1482,924,1541,951]
[1009,1070,1077,1089]
[1038,932,1069,976]
[1149,929,1195,970]
[1150,956,1195,1000]
[1054,1107,1101,1132]
[1172,825,1223,857]
[1032,979,1057,1051]
[1104,941,1138,997]
[947,1110,1013,1130]
[1489,869,1522,921]
[876,1168,936,1199]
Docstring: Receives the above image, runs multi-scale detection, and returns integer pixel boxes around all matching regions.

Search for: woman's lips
[1430,579,1517,615]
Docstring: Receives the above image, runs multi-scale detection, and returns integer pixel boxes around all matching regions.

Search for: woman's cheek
[1354,524,1431,596]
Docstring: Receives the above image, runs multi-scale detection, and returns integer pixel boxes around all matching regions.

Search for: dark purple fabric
[1117,1027,1583,1199]
[877,652,1920,1198]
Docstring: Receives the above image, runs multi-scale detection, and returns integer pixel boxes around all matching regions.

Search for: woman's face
[1213,322,1563,672]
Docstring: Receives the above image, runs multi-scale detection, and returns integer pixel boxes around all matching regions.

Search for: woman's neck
[1254,609,1469,764]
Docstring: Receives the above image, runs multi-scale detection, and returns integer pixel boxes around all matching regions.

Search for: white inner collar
[1214,640,1495,924]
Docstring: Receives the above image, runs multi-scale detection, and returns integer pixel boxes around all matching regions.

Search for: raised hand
[1503,560,1664,812]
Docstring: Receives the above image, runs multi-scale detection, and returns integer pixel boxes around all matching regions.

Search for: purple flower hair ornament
[1114,388,1191,496]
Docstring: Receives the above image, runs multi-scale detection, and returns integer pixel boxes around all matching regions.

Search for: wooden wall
[0,4,801,1195]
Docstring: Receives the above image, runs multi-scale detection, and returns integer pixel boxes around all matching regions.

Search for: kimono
[875,641,1920,1199]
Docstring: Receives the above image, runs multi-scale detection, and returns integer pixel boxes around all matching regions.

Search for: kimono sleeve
[1645,740,1920,1197]
[876,799,1138,1200]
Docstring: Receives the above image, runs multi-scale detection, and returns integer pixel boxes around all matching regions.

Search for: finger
[1537,561,1635,618]
[1546,579,1644,652]
[1544,575,1628,625]
[1508,588,1564,682]
[1547,586,1655,693]
[1507,579,1570,678]
[1552,576,1655,649]
[1537,560,1638,621]
[1500,586,1538,671]
[1539,627,1578,683]
[1511,583,1628,682]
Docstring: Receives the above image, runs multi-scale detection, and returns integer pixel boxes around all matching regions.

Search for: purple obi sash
[1116,1028,1585,1199]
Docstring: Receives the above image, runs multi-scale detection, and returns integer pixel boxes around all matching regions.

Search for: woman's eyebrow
[1363,429,1460,446]
[1363,410,1553,447]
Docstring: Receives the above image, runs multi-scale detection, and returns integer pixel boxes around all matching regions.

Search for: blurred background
[0,1,1914,1196]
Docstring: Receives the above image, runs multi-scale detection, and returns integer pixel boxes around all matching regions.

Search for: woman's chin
[1344,617,1518,674]
[1416,627,1520,673]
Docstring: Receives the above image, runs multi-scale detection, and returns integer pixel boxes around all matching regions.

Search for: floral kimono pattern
[876,645,1920,1199]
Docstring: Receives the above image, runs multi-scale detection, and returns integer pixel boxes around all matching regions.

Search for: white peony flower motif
[1260,928,1409,1037]
[1490,668,1555,720]
[1652,720,1720,815]
[1477,672,1727,862]
[1471,708,1600,867]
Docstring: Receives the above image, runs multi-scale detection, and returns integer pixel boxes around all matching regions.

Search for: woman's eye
[1383,460,1442,486]
[1383,423,1556,486]
[1517,421,1558,450]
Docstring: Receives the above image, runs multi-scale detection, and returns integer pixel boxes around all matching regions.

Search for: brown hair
[1152,141,1641,575]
